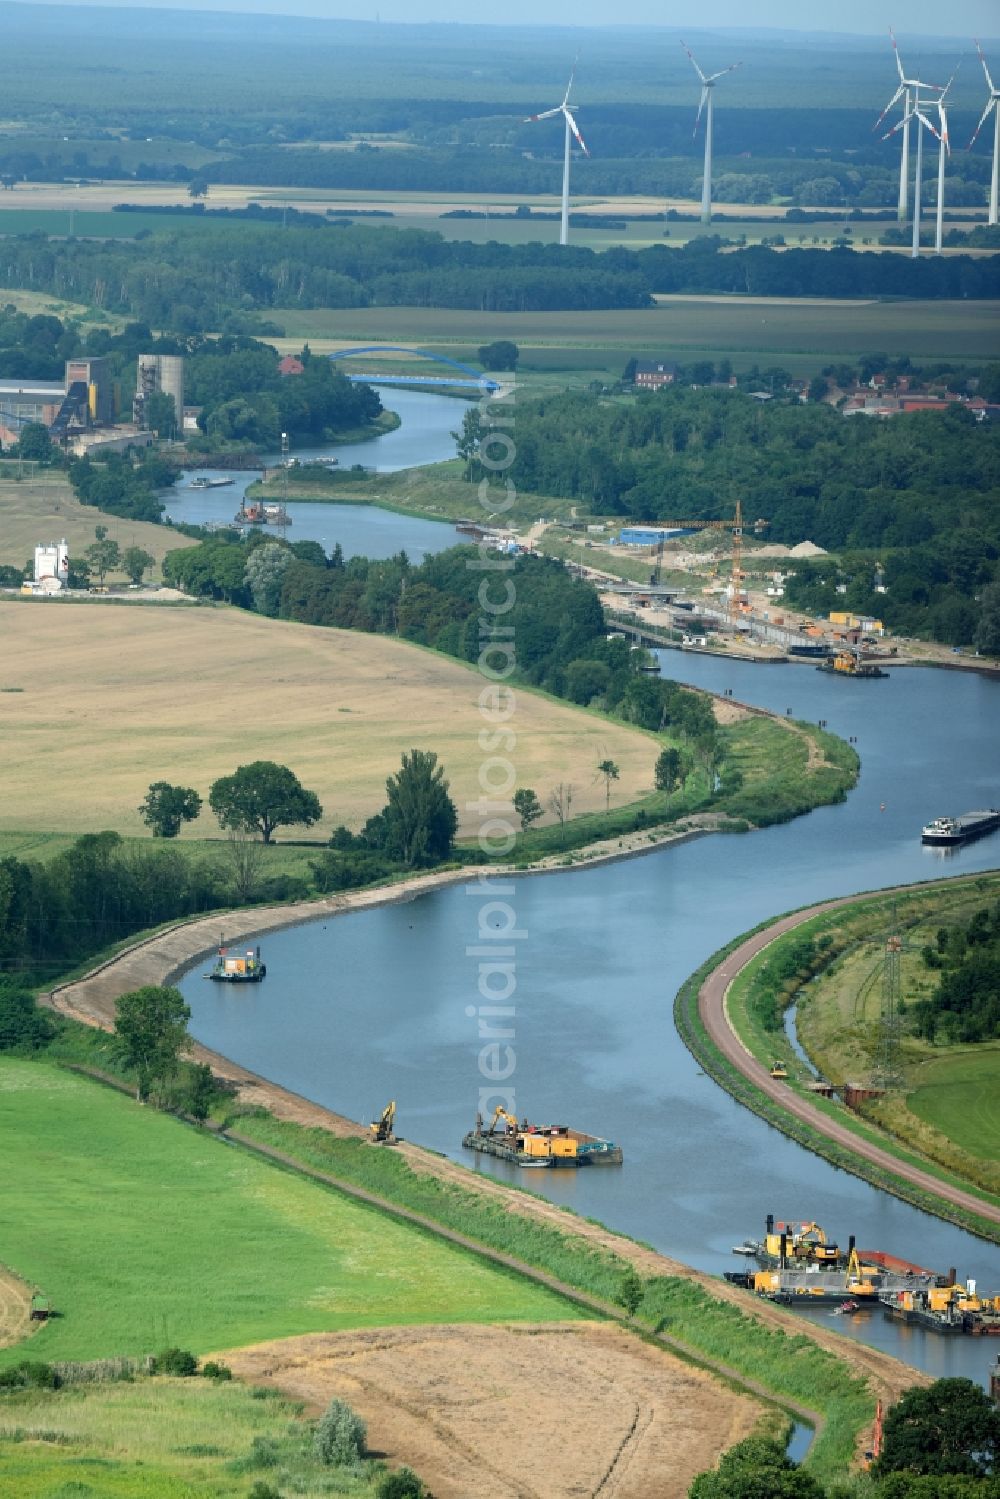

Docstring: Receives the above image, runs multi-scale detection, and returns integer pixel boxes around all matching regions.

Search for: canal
[164,386,465,561]
[178,565,1000,1388]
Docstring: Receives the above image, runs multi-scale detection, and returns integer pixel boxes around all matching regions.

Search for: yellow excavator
[488,1105,520,1137]
[369,1100,397,1145]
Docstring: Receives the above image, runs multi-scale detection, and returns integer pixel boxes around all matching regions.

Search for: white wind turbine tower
[874,29,942,223]
[525,64,589,247]
[681,41,741,224]
[934,74,957,255]
[969,42,1000,226]
[884,81,943,259]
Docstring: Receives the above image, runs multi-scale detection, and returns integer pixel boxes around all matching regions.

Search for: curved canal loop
[178,539,1000,1384]
[164,386,466,561]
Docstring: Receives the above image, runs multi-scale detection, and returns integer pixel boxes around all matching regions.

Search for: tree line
[918,901,1000,1044]
[0,225,994,334]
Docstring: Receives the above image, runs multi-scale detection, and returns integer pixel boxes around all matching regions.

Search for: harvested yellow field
[0,601,658,837]
[0,479,194,575]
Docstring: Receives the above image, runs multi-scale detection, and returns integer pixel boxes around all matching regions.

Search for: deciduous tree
[372,750,457,868]
[138,782,202,839]
[209,761,321,844]
[513,788,543,830]
[114,985,191,1102]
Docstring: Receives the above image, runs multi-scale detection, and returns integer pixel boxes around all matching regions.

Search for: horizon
[6,0,998,41]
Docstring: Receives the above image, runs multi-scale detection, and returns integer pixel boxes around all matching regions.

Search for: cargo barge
[921,809,1000,847]
[207,944,266,983]
[463,1107,622,1168]
[816,649,888,679]
[189,476,235,489]
[880,1281,1000,1335]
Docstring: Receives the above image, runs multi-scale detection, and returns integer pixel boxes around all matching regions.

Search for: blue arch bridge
[326,346,501,394]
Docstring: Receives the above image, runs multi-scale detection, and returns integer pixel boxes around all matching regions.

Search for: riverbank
[676,879,1000,1244]
[42,926,920,1481]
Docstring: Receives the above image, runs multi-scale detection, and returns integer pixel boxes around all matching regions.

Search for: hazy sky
[30,0,1000,38]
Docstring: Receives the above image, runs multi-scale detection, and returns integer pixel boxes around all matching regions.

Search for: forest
[917,903,1000,1043]
[0,226,995,334]
[458,382,1000,646]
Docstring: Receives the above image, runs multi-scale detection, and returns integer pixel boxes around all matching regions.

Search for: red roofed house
[278,355,304,377]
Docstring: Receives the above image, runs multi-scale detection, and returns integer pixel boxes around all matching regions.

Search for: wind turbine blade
[564,107,590,157]
[562,59,578,108]
[883,113,913,140]
[873,84,905,132]
[914,107,942,141]
[977,40,996,95]
[967,96,996,149]
[525,107,562,123]
[693,86,708,137]
[889,27,906,84]
[707,62,742,82]
[680,40,707,84]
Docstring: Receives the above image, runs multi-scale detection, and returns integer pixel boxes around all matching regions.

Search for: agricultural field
[0,600,659,838]
[0,477,195,575]
[0,1057,576,1366]
[226,1324,764,1499]
[271,298,1000,379]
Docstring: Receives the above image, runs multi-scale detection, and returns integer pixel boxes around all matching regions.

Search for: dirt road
[697,897,1000,1228]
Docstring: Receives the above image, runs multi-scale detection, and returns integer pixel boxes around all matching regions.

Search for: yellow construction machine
[369,1100,397,1145]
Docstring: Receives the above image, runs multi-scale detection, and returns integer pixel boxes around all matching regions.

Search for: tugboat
[207,943,266,983]
[817,646,888,679]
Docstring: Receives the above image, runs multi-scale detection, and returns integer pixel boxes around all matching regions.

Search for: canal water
[164,386,465,561]
[179,610,1000,1387]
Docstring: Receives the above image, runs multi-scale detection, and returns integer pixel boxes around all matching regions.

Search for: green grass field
[906,1045,1000,1163]
[0,209,236,238]
[0,1377,387,1499]
[0,1058,575,1366]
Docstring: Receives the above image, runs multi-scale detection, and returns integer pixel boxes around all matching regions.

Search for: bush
[0,1360,60,1390]
[201,1360,233,1381]
[314,1396,367,1467]
[151,1347,198,1377]
[247,1483,283,1499]
[377,1468,425,1499]
[0,987,55,1051]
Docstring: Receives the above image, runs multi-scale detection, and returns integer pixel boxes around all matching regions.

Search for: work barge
[463,1108,622,1168]
[728,1215,1000,1331]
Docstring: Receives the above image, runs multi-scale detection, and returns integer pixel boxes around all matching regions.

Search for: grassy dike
[674,883,1000,1246]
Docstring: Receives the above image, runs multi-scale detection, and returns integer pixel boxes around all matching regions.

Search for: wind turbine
[681,41,741,225]
[525,64,589,247]
[884,81,943,259]
[934,74,957,255]
[969,42,1000,226]
[874,29,942,223]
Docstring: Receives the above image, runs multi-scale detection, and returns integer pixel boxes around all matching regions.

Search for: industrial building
[0,381,66,447]
[133,354,184,433]
[22,538,70,595]
[0,357,117,447]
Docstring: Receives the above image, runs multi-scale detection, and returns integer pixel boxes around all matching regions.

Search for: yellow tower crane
[633,501,767,624]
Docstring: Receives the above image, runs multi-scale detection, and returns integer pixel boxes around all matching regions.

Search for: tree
[690,1436,825,1498]
[138,781,202,838]
[180,1062,216,1122]
[188,178,209,199]
[375,750,457,868]
[513,788,543,831]
[114,985,191,1102]
[143,389,179,438]
[654,747,684,794]
[121,545,155,585]
[615,1267,644,1316]
[14,422,53,463]
[377,1469,425,1499]
[209,761,322,844]
[974,581,1000,657]
[314,1397,367,1466]
[85,536,120,584]
[548,783,574,827]
[244,541,293,616]
[224,827,266,903]
[874,1378,1000,1479]
[596,758,620,811]
[478,339,519,372]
